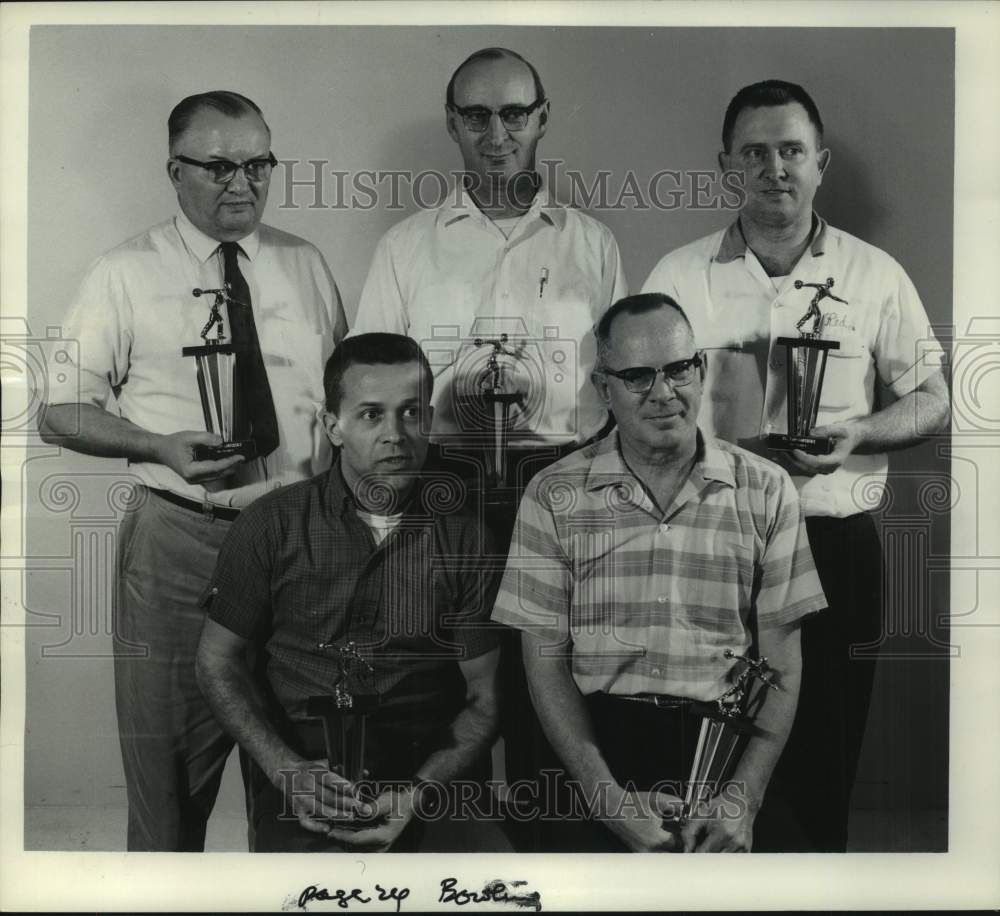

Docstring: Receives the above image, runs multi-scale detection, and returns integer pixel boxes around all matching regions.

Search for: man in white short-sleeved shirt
[353,50,627,843]
[39,91,347,851]
[354,47,627,452]
[642,79,950,851]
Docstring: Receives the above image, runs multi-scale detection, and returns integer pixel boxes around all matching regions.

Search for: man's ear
[698,350,707,382]
[537,100,550,137]
[591,370,611,406]
[321,408,343,448]
[445,106,461,145]
[816,147,831,184]
[166,157,182,189]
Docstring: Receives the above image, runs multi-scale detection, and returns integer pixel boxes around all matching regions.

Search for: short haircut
[323,333,434,413]
[168,91,268,153]
[722,79,824,152]
[595,293,693,367]
[446,47,546,107]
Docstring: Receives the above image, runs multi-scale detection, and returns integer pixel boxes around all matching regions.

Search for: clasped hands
[603,785,756,853]
[277,757,417,851]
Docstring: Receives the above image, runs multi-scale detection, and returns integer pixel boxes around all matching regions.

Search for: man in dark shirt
[196,333,501,852]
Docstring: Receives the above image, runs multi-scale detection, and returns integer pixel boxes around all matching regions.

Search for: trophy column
[306,641,380,788]
[181,286,257,461]
[766,277,847,456]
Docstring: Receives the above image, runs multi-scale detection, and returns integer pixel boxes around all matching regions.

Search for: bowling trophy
[670,650,779,826]
[766,277,848,455]
[473,333,525,488]
[306,641,380,791]
[181,285,257,461]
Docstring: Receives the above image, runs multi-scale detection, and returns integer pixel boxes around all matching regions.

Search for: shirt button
[659,523,670,534]
[211,587,219,595]
[657,595,668,604]
[651,667,662,677]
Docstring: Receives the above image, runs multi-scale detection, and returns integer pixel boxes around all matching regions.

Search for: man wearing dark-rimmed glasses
[39,90,347,850]
[492,293,826,852]
[353,46,626,461]
[351,51,626,848]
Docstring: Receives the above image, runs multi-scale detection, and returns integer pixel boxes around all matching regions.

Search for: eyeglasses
[600,353,704,394]
[173,152,278,184]
[447,98,546,133]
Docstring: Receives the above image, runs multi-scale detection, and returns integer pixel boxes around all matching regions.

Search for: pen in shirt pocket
[538,267,549,298]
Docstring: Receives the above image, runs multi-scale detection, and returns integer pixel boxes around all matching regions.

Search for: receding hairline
[721,80,824,153]
[447,47,545,107]
[453,57,533,98]
[596,296,694,366]
[168,107,270,154]
[334,361,429,406]
[729,100,821,144]
[605,306,693,343]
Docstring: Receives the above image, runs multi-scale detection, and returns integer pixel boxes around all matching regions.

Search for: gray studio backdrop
[23,25,953,850]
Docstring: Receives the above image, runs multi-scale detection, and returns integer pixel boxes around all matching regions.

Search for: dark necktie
[220,242,279,459]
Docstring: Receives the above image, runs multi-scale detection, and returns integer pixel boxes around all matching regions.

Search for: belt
[617,694,693,709]
[149,487,241,521]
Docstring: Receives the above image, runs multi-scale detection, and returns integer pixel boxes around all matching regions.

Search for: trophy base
[766,433,835,456]
[193,439,258,462]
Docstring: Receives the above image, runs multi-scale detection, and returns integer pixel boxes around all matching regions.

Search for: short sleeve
[204,503,278,640]
[875,261,946,398]
[446,520,504,661]
[491,479,572,639]
[756,470,828,628]
[351,231,409,336]
[47,255,134,408]
[640,252,684,302]
[604,230,629,309]
[311,246,349,350]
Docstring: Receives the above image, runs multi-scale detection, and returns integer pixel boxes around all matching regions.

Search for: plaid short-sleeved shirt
[491,430,826,701]
[206,465,500,720]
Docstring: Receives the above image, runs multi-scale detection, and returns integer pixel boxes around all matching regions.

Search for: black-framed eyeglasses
[600,353,704,394]
[173,152,278,184]
[447,98,546,133]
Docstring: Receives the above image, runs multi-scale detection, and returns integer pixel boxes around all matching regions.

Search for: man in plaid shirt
[492,293,827,852]
[196,333,501,852]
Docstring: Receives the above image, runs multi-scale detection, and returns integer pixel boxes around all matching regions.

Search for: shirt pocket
[819,339,869,414]
[680,534,756,636]
[265,321,324,374]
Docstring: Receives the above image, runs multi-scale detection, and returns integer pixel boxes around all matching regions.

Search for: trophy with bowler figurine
[306,641,381,790]
[473,333,526,488]
[181,285,257,461]
[670,650,779,826]
[766,277,848,456]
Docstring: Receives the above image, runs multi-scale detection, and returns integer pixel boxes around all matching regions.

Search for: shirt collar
[713,211,828,264]
[174,209,261,264]
[324,461,354,517]
[584,429,735,493]
[437,177,567,231]
[323,460,429,521]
